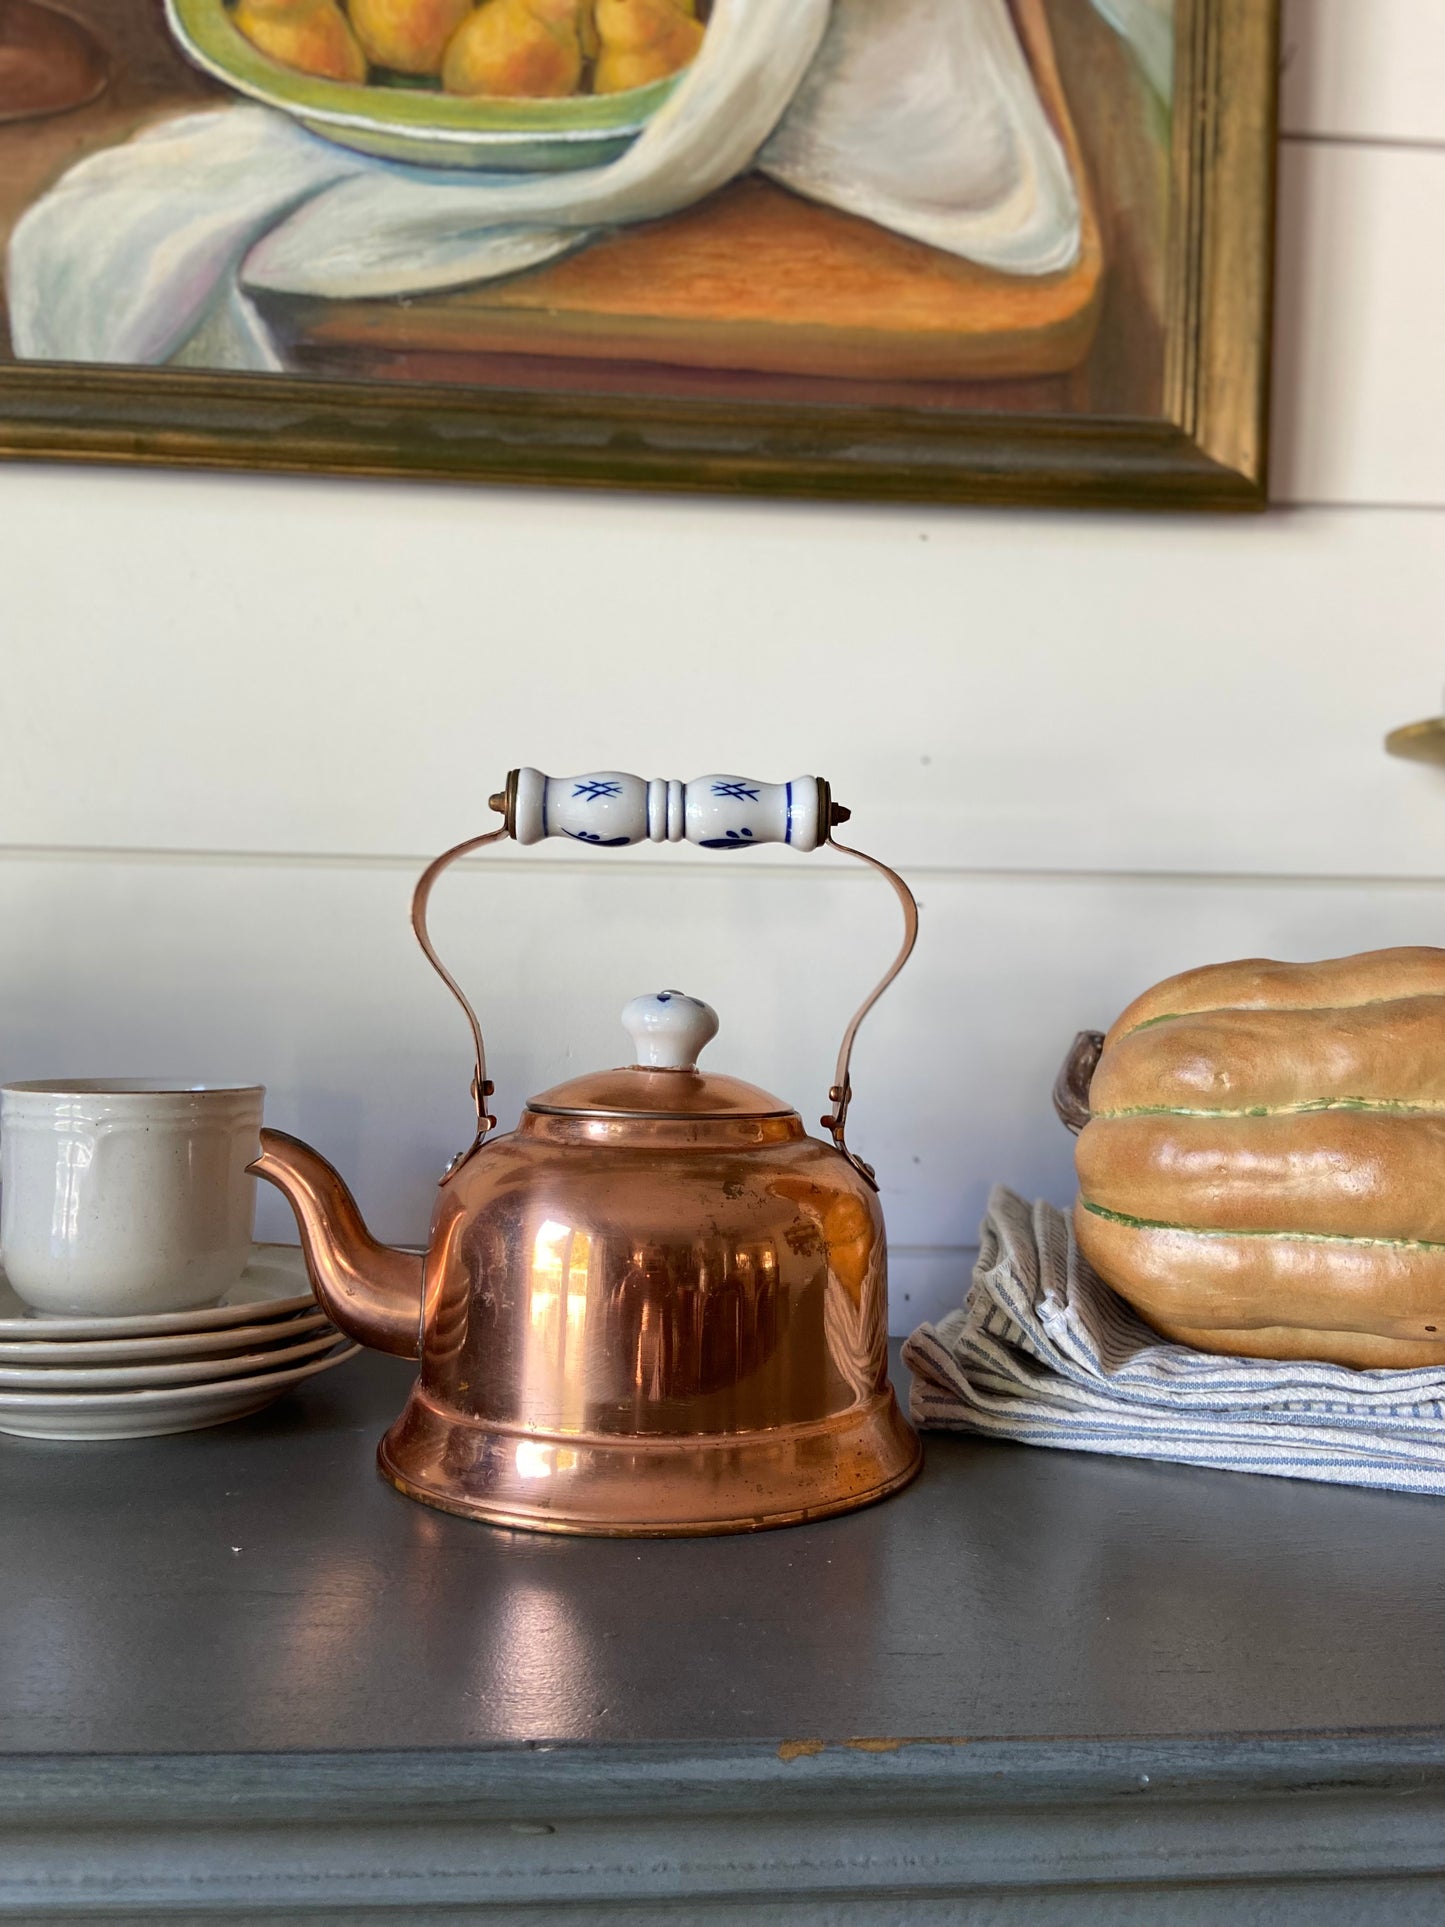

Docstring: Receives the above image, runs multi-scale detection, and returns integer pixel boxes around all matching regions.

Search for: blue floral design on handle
[515,769,826,852]
[563,829,631,847]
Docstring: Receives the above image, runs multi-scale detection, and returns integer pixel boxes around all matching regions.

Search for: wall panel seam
[1278,501,1445,515]
[1279,131,1445,156]
[2,846,1444,891]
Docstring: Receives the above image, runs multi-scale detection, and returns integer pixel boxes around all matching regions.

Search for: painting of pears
[0,0,1205,501]
[230,0,708,97]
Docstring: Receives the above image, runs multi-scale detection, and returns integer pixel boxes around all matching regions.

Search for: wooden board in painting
[0,1,1170,415]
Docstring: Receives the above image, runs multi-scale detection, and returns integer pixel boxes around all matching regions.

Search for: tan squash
[1071,947,1445,1368]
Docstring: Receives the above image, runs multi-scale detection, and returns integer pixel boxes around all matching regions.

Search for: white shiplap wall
[1,0,1442,1330]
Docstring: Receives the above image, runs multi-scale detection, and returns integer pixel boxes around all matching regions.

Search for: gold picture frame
[0,0,1278,509]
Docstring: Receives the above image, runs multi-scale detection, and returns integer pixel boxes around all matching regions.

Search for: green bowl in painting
[164,0,683,173]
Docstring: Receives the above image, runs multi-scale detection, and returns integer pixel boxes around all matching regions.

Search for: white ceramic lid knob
[622,992,719,1070]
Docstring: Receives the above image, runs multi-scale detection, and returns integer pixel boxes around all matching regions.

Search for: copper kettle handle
[410,769,919,1184]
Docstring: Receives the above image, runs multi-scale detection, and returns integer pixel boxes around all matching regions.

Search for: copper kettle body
[253,770,922,1536]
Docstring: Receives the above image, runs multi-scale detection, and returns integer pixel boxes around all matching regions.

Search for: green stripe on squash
[1079,1200,1445,1253]
[1093,1098,1445,1118]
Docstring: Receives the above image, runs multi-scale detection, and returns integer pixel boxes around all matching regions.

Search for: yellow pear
[442,0,588,98]
[233,0,368,83]
[593,0,702,94]
[349,0,474,76]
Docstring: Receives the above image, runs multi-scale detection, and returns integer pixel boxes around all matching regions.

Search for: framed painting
[0,0,1278,508]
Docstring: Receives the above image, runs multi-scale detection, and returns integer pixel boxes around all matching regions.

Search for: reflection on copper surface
[523,1218,590,1446]
[507,1209,800,1433]
[772,1172,889,1405]
[423,1204,470,1369]
[825,1247,888,1407]
[515,1437,573,1480]
[609,1236,784,1414]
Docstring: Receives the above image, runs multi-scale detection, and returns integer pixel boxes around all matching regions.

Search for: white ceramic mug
[0,1081,264,1317]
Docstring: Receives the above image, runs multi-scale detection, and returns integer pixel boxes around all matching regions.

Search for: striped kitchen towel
[902,1187,1445,1496]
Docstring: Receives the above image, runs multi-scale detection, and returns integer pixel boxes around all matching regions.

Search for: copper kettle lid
[527,992,794,1121]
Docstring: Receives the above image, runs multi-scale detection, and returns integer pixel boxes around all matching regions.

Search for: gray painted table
[3,1347,1444,1923]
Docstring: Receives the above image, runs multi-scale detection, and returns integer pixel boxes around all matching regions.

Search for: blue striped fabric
[901,1188,1445,1496]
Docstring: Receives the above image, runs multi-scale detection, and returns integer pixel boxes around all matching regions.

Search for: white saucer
[0,1324,342,1391]
[0,1305,330,1368]
[0,1336,360,1440]
[0,1245,315,1341]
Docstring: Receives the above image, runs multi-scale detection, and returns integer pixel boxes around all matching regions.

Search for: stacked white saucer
[0,1246,358,1440]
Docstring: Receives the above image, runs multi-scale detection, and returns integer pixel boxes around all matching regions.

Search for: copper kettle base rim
[376,1389,923,1538]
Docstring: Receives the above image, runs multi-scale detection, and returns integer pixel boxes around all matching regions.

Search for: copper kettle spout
[249,1128,423,1358]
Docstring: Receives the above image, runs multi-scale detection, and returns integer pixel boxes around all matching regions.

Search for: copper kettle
[252,769,921,1535]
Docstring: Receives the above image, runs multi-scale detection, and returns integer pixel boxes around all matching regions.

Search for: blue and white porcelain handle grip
[502,768,831,852]
[412,769,914,1186]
